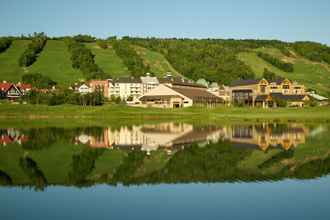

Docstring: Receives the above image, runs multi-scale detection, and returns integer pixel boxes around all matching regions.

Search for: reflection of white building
[0,129,28,146]
[75,123,222,154]
[74,123,314,154]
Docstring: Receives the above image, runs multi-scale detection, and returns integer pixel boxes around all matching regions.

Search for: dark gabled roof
[171,86,223,103]
[172,81,207,88]
[232,89,254,93]
[230,79,260,87]
[160,78,206,88]
[139,95,181,101]
[113,77,141,83]
[271,93,307,101]
[269,77,286,85]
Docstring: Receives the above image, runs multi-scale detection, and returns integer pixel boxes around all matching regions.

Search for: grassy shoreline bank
[0,104,329,127]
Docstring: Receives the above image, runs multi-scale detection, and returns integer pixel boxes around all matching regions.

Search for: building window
[260,85,266,93]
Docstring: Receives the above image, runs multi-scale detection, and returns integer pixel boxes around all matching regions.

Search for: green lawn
[134,45,180,76]
[0,40,30,82]
[0,104,329,127]
[238,49,330,96]
[27,40,84,86]
[85,43,130,77]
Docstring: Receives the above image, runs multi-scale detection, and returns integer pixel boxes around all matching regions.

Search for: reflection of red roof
[0,83,13,92]
[0,134,29,145]
[0,136,13,145]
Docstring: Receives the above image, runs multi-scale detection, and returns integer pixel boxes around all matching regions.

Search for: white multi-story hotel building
[109,73,159,101]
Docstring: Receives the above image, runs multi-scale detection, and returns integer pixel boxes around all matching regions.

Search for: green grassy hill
[238,47,330,95]
[28,40,84,85]
[0,39,329,96]
[134,45,181,76]
[0,40,30,82]
[85,42,130,77]
[0,39,180,85]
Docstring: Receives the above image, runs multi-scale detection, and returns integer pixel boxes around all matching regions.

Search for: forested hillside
[0,35,329,95]
[128,37,330,95]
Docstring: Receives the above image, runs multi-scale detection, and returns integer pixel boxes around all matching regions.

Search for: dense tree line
[22,73,57,89]
[23,89,105,106]
[127,37,256,84]
[257,52,294,72]
[0,37,12,53]
[73,34,96,43]
[18,33,47,67]
[112,40,150,77]
[262,68,280,81]
[293,41,330,64]
[66,39,108,79]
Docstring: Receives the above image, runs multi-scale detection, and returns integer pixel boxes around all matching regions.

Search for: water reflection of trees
[19,156,47,191]
[258,150,294,169]
[110,141,330,185]
[0,170,12,186]
[288,157,330,179]
[113,151,146,184]
[68,148,105,186]
[21,128,63,150]
[0,124,329,188]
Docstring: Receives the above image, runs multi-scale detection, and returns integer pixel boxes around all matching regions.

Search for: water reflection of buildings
[74,123,311,153]
[75,123,221,154]
[0,128,28,146]
[221,124,309,151]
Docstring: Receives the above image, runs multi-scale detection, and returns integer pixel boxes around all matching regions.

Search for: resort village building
[70,73,326,108]
[139,80,223,108]
[227,78,310,107]
[109,74,159,101]
[109,77,143,101]
[140,73,160,94]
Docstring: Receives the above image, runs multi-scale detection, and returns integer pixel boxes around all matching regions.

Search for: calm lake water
[1,122,330,219]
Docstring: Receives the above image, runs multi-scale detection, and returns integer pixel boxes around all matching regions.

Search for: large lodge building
[227,78,310,107]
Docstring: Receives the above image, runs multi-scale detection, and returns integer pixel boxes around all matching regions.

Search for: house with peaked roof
[308,91,329,106]
[0,82,23,100]
[139,82,223,108]
[228,78,309,107]
[78,84,92,94]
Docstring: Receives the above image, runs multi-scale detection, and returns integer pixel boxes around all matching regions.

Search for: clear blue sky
[1,0,329,44]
